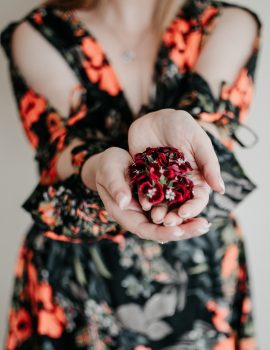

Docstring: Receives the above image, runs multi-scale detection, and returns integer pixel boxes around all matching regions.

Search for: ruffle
[22,174,123,242]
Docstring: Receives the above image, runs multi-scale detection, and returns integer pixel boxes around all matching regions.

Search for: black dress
[1,1,262,349]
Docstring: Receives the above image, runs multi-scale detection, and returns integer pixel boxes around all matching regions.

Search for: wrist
[81,151,103,191]
[70,140,110,191]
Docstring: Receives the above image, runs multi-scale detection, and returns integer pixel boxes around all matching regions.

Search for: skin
[12,0,258,242]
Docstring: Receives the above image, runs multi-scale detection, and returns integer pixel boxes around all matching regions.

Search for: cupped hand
[94,147,211,242]
[128,109,225,226]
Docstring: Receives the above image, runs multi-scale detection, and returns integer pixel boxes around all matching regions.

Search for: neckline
[61,3,186,121]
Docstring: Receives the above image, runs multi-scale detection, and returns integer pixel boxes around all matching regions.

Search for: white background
[0,0,269,348]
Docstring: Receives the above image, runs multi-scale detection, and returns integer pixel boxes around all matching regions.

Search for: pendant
[121,50,136,63]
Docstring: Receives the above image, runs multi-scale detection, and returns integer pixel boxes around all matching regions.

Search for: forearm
[55,137,104,192]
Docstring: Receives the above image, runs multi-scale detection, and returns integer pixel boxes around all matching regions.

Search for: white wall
[0,0,269,348]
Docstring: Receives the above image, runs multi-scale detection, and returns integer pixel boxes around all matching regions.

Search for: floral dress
[0,0,262,349]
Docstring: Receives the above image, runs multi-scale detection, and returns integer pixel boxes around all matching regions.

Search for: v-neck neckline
[61,3,187,121]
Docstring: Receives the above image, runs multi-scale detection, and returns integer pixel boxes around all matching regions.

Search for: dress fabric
[0,1,262,349]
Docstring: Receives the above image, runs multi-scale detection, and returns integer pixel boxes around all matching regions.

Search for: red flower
[129,147,193,208]
[138,181,165,205]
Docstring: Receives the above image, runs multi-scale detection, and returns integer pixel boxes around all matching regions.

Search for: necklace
[108,26,156,64]
[121,49,137,64]
[71,9,157,64]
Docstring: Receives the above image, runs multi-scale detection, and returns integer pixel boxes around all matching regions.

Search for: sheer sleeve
[177,3,262,220]
[1,19,124,243]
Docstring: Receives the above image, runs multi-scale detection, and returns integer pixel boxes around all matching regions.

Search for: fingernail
[219,178,225,194]
[179,212,190,219]
[173,229,185,237]
[198,222,212,234]
[164,221,176,227]
[142,205,151,211]
[154,219,163,224]
[116,193,129,209]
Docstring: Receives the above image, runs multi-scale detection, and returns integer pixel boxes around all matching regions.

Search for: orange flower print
[221,244,239,278]
[99,65,121,96]
[28,279,66,339]
[40,155,60,185]
[163,18,201,72]
[20,90,47,148]
[239,337,257,350]
[6,308,32,350]
[81,37,104,67]
[37,305,66,338]
[134,346,152,350]
[200,6,219,27]
[46,112,66,143]
[67,104,87,126]
[38,202,57,227]
[83,60,100,83]
[241,297,252,324]
[33,11,44,25]
[206,300,231,333]
[221,68,253,123]
[213,336,235,350]
[81,37,121,96]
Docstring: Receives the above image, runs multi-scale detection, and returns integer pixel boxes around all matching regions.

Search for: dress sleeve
[1,21,124,243]
[177,4,262,220]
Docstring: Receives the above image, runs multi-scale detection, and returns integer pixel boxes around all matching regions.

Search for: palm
[128,109,223,225]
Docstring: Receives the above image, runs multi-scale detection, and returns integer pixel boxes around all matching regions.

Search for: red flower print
[20,90,47,148]
[6,308,32,350]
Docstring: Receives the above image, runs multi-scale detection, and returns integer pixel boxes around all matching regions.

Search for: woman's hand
[84,146,211,242]
[128,109,225,226]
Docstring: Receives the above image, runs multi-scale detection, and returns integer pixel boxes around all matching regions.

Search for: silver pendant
[121,50,136,63]
[158,240,168,245]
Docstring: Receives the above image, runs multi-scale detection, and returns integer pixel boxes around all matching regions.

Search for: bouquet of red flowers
[128,146,194,209]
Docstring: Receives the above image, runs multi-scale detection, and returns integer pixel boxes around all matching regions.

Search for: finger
[192,130,225,194]
[177,218,212,239]
[150,203,168,224]
[178,185,210,219]
[163,208,184,227]
[138,192,153,211]
[99,149,133,209]
[97,184,184,241]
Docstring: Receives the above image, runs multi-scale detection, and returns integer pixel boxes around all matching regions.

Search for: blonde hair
[44,0,186,35]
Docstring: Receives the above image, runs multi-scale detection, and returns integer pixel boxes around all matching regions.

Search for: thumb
[193,130,225,194]
[98,149,133,209]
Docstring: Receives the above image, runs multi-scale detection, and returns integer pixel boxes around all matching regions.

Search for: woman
[1,0,261,349]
